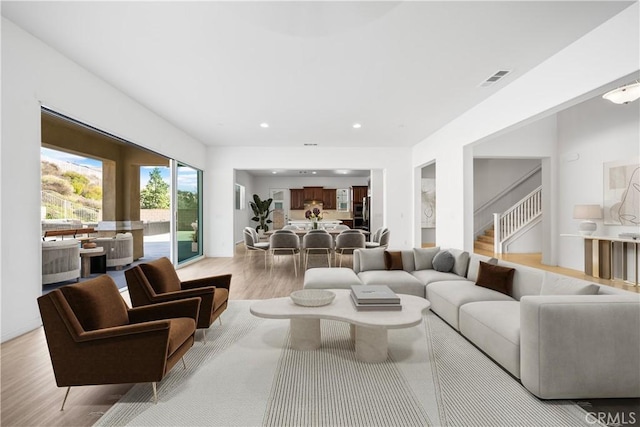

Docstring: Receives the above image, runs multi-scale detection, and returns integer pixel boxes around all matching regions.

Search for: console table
[562,234,639,286]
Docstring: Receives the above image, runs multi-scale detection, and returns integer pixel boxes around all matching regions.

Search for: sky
[42,147,198,192]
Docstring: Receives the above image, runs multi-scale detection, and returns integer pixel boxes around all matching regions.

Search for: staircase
[474,226,495,253]
[475,186,542,254]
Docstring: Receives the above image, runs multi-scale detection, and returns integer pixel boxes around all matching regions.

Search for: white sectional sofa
[303,247,640,399]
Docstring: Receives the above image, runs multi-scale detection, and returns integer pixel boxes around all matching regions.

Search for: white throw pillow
[540,276,600,295]
[413,247,440,270]
[448,248,470,277]
[359,249,386,271]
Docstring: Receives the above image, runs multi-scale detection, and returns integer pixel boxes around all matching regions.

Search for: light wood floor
[2,245,637,426]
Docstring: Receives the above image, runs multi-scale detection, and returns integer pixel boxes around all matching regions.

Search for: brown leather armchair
[37,275,200,410]
[124,257,231,342]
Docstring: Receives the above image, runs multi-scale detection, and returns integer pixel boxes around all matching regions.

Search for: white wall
[1,19,208,342]
[473,159,541,209]
[412,4,639,252]
[557,94,640,274]
[206,146,413,256]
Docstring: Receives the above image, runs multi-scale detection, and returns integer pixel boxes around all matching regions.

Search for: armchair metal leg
[152,382,158,404]
[218,316,223,326]
[201,329,207,344]
[182,357,187,369]
[60,386,71,411]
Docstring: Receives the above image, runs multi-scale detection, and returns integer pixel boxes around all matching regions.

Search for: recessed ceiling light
[272,171,277,174]
[312,171,317,175]
[260,122,269,128]
[352,123,362,129]
[303,143,318,146]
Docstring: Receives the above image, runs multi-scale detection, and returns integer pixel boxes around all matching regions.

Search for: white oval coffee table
[250,289,430,363]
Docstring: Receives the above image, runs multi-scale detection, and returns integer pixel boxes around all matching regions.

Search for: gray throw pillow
[432,250,455,272]
[413,247,440,270]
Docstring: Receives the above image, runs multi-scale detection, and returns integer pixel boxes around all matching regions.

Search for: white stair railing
[493,186,542,254]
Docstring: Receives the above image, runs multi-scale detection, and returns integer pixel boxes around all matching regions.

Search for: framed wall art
[603,157,640,225]
[421,178,436,228]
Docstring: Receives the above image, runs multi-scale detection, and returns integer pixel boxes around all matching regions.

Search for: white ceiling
[2,1,634,148]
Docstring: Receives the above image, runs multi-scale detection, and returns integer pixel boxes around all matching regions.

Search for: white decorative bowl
[290,290,336,307]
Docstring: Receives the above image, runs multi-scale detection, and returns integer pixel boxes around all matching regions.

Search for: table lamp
[573,204,602,236]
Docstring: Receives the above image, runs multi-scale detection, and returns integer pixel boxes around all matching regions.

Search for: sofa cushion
[304,268,362,289]
[59,276,129,331]
[541,276,600,295]
[413,247,440,270]
[411,269,462,285]
[476,261,515,297]
[359,248,387,271]
[426,280,515,330]
[384,251,404,270]
[357,271,425,297]
[498,261,544,300]
[449,248,471,277]
[433,250,455,272]
[459,301,522,378]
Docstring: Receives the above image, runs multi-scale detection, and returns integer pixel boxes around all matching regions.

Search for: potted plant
[191,232,198,252]
[250,194,273,236]
[305,207,323,229]
[191,220,198,252]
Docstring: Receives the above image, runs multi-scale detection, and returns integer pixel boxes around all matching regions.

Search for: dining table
[264,228,369,238]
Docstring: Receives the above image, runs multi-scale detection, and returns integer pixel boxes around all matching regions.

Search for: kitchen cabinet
[303,187,323,202]
[352,186,368,204]
[290,189,304,210]
[322,189,337,209]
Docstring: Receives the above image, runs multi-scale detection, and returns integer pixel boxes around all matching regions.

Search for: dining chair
[334,230,366,267]
[302,229,333,269]
[243,227,269,268]
[334,224,350,231]
[269,229,301,276]
[365,227,390,249]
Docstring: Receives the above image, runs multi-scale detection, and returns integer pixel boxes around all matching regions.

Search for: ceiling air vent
[479,70,512,87]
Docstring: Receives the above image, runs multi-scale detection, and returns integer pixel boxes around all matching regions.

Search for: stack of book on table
[350,285,402,311]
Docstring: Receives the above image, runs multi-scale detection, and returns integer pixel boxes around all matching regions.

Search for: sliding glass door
[174,162,203,264]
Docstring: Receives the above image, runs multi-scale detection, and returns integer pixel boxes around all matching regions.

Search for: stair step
[474,241,494,252]
[477,235,494,244]
[485,229,494,237]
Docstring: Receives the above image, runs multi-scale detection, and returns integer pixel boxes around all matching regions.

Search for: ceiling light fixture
[260,122,269,128]
[303,143,318,146]
[352,123,362,129]
[603,81,640,104]
[272,171,277,174]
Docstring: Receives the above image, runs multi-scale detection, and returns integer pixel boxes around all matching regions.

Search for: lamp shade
[573,204,602,220]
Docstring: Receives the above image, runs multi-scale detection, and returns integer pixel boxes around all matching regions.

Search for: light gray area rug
[95,300,601,427]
